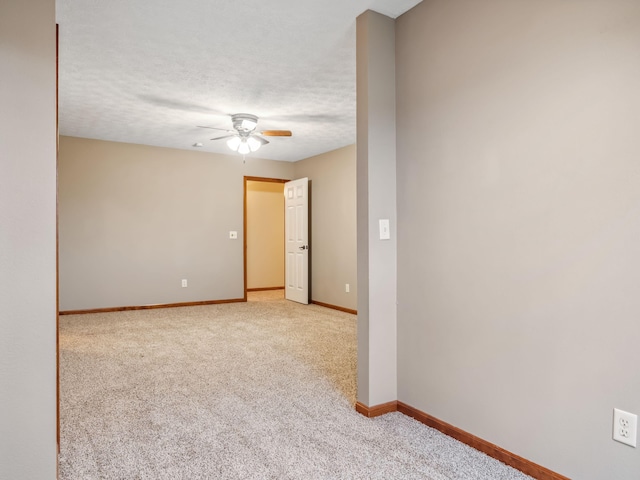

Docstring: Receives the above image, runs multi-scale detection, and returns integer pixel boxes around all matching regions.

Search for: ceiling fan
[198,113,292,155]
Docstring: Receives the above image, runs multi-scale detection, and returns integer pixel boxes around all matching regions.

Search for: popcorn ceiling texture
[58,291,533,479]
[56,0,422,162]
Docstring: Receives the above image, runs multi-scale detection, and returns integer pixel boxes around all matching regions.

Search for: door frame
[243,176,289,300]
[56,23,60,453]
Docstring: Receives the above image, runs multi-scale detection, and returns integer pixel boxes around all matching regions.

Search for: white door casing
[284,178,309,304]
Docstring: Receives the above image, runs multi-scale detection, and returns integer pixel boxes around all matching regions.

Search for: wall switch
[181,279,188,288]
[379,219,390,240]
[345,283,350,293]
[613,408,637,447]
[229,231,238,239]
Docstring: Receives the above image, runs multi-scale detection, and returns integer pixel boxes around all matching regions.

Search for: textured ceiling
[56,0,422,162]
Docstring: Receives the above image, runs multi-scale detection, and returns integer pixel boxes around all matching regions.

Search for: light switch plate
[229,231,238,239]
[379,219,390,240]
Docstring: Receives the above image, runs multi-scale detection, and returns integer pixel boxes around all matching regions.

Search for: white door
[284,178,309,304]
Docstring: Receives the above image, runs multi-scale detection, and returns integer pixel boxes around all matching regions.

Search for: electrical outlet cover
[613,408,637,447]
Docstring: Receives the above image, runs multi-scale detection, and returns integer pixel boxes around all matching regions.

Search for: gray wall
[58,136,294,311]
[396,1,640,478]
[0,0,58,477]
[356,10,398,407]
[294,145,357,311]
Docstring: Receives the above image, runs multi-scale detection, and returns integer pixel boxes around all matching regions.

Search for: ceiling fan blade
[210,134,236,141]
[253,135,270,146]
[198,125,235,133]
[260,130,292,137]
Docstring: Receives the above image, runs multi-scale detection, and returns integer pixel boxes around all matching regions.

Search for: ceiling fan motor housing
[232,113,259,133]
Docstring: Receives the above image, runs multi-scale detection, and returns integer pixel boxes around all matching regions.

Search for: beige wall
[58,136,359,312]
[396,1,640,479]
[294,145,357,311]
[246,181,285,289]
[0,0,58,477]
[58,136,294,311]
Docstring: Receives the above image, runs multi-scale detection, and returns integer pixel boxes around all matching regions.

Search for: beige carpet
[59,291,532,479]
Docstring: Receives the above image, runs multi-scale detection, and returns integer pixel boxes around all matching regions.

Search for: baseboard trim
[355,400,568,480]
[59,298,246,315]
[355,401,398,418]
[247,287,285,292]
[395,402,570,480]
[311,300,357,315]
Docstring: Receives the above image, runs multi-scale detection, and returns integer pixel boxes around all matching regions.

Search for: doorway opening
[243,177,288,299]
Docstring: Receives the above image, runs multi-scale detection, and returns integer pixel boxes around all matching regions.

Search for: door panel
[284,178,309,304]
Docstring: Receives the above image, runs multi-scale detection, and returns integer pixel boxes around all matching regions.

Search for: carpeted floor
[59,291,533,480]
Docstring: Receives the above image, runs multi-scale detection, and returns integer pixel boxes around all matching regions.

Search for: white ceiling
[56,0,421,162]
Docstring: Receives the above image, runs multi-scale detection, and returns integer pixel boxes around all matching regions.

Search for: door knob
[298,245,309,250]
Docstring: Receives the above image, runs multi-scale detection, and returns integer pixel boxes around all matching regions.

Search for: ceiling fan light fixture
[247,136,262,152]
[226,136,242,151]
[237,140,251,155]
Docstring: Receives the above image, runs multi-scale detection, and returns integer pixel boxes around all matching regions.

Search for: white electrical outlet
[613,408,637,447]
[181,279,188,288]
[345,283,350,293]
